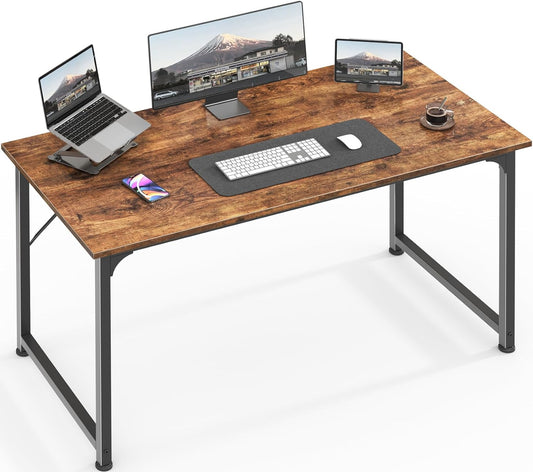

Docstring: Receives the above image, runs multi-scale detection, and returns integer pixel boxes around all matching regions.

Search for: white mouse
[337,134,362,150]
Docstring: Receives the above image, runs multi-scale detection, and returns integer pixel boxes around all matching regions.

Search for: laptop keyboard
[55,96,126,146]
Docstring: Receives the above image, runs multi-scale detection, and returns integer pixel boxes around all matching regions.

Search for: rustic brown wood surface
[2,53,531,259]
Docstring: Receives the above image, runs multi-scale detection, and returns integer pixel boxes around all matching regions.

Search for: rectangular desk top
[2,53,531,259]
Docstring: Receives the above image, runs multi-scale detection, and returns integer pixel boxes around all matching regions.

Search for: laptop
[39,45,150,163]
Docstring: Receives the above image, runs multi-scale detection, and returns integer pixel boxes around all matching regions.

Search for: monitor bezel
[147,1,307,111]
[334,38,403,88]
[39,44,101,128]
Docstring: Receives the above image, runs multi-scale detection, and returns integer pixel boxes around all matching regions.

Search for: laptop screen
[39,45,101,127]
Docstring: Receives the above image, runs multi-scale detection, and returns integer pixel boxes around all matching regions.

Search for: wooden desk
[2,53,531,470]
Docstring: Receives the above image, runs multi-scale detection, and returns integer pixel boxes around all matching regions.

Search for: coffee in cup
[425,101,454,125]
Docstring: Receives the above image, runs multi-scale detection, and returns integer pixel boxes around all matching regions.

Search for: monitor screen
[39,45,101,127]
[335,39,403,87]
[148,1,307,112]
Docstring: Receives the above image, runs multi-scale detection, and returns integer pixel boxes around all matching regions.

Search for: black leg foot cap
[498,344,515,353]
[95,461,113,471]
[389,247,404,256]
[16,347,28,357]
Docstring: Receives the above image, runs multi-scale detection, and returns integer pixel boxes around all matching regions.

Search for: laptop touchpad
[94,122,135,151]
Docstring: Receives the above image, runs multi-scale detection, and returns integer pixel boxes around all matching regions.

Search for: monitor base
[205,92,250,120]
[357,83,380,93]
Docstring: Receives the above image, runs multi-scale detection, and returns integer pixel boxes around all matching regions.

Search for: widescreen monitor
[335,39,403,93]
[148,1,307,120]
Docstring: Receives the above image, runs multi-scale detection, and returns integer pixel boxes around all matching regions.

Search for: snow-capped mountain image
[161,33,273,76]
[49,74,85,102]
[340,52,392,65]
[188,33,270,57]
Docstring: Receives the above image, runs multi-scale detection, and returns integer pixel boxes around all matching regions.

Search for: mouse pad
[189,118,401,196]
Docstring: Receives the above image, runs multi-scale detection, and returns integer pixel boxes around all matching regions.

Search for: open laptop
[39,45,150,163]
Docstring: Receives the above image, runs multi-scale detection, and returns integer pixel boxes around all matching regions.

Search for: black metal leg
[497,153,515,353]
[95,257,113,470]
[13,168,125,468]
[389,152,517,352]
[389,181,404,255]
[15,169,30,357]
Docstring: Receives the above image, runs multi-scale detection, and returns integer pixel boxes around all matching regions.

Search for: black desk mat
[189,119,401,196]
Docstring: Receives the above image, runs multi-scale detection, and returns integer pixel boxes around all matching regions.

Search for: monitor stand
[205,91,250,120]
[357,83,380,93]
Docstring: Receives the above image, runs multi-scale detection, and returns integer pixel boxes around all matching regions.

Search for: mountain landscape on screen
[340,52,391,65]
[48,74,85,102]
[161,33,273,75]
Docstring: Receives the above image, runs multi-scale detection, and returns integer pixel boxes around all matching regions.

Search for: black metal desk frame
[13,151,515,470]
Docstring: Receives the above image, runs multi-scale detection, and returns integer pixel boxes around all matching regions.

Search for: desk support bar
[95,257,113,471]
[15,169,30,357]
[388,151,516,351]
[93,251,130,471]
[389,181,404,256]
[495,152,515,352]
[20,333,96,445]
[394,234,499,331]
[30,214,57,246]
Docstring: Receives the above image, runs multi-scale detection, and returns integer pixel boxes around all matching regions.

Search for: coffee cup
[425,102,454,125]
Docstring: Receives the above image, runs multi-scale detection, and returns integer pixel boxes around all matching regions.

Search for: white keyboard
[215,138,331,181]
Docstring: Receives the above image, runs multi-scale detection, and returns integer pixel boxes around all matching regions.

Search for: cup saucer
[420,115,455,130]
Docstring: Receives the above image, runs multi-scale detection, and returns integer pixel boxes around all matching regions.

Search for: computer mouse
[337,134,363,150]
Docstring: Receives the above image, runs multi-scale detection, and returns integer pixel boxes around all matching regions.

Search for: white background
[1,1,532,471]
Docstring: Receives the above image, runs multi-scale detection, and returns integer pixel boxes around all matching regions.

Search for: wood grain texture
[2,53,531,259]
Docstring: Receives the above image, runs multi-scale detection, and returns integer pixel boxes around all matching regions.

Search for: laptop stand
[48,141,138,175]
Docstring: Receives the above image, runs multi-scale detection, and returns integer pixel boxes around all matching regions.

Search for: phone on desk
[122,174,169,202]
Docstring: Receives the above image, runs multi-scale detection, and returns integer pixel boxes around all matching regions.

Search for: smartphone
[122,174,169,202]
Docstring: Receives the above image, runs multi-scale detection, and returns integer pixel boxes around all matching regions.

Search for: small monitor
[148,1,307,120]
[335,39,403,93]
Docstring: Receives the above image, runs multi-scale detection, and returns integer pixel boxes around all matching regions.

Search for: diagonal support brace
[30,214,57,246]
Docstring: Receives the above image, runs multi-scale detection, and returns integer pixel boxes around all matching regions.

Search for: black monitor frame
[334,39,403,93]
[148,1,307,120]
